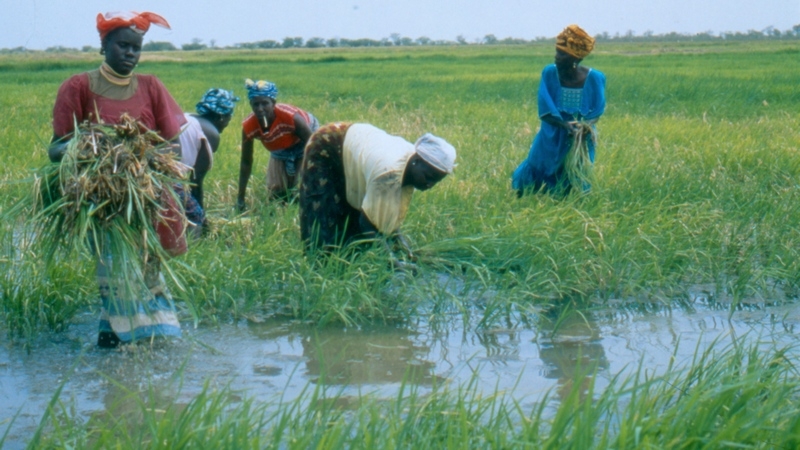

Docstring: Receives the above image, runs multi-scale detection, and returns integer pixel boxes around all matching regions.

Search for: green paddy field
[1,40,800,448]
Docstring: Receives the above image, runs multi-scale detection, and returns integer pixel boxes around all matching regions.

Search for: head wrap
[245,79,278,100]
[415,133,457,174]
[555,24,595,59]
[196,88,240,116]
[96,11,171,41]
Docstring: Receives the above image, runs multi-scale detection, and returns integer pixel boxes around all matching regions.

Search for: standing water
[1,286,799,448]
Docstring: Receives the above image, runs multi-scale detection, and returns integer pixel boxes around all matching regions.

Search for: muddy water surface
[1,289,799,448]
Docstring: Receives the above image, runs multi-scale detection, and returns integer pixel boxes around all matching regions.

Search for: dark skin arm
[293,113,313,143]
[48,134,69,162]
[358,213,405,263]
[191,118,221,209]
[358,212,380,238]
[191,139,212,209]
[237,129,254,211]
[198,118,221,154]
[358,212,416,262]
[541,114,597,135]
[541,114,581,134]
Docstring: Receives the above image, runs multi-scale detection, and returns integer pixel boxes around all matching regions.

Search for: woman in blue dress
[512,24,606,196]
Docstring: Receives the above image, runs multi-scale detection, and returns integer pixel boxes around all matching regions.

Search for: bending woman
[179,88,239,235]
[237,79,318,209]
[299,123,456,265]
[49,11,185,348]
[512,24,606,196]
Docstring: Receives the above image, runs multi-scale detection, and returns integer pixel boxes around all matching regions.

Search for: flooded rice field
[1,285,799,448]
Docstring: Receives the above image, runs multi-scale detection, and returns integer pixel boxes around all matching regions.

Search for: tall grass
[0,232,91,347]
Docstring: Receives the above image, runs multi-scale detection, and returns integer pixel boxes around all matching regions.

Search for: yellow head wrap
[556,24,595,59]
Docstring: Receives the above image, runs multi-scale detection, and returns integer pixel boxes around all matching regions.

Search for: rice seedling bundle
[563,122,595,192]
[17,114,189,264]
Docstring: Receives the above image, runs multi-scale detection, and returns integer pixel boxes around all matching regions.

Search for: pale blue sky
[3,0,799,50]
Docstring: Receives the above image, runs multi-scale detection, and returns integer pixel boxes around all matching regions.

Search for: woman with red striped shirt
[237,79,319,209]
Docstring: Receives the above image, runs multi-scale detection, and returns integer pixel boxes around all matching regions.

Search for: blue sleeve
[583,69,606,120]
[537,65,561,119]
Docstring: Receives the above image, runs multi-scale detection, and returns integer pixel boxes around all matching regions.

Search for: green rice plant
[0,225,93,342]
[176,225,466,327]
[0,255,90,343]
[2,41,800,332]
[609,341,800,448]
[3,116,192,299]
[28,340,800,449]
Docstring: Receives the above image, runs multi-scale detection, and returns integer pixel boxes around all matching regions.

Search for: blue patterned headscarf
[245,78,278,100]
[196,88,240,116]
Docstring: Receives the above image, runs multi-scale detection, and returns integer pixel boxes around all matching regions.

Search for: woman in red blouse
[48,12,184,348]
[237,79,319,209]
[50,12,184,160]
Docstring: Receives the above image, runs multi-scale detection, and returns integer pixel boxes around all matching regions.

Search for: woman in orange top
[237,79,318,209]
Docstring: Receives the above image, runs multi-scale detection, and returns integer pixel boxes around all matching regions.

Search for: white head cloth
[414,133,456,174]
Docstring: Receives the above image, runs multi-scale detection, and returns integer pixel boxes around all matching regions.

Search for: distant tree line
[592,25,800,42]
[2,25,799,54]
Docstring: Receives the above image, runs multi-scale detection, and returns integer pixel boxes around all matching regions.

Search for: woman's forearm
[48,134,68,162]
[540,114,570,131]
[237,165,251,202]
[358,212,379,237]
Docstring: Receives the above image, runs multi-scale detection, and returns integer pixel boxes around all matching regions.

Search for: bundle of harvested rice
[9,114,189,269]
[563,121,596,193]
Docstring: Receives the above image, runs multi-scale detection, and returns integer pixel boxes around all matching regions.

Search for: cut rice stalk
[3,114,191,289]
[563,121,596,192]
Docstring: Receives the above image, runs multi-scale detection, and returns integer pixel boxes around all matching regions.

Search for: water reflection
[246,321,440,386]
[537,306,608,402]
[474,328,522,365]
[87,362,189,442]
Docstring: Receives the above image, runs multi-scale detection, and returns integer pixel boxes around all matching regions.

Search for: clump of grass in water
[28,341,800,448]
[175,227,435,327]
[0,243,92,344]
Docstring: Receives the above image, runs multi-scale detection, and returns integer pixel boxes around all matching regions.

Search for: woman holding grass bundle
[299,123,456,267]
[179,88,239,236]
[49,11,185,348]
[512,24,606,197]
[237,79,319,209]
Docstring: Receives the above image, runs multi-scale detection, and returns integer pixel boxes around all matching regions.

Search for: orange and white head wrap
[555,24,595,59]
[96,11,171,41]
